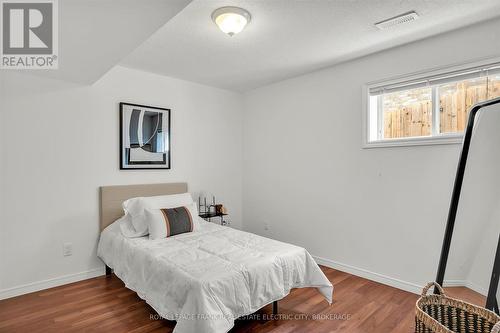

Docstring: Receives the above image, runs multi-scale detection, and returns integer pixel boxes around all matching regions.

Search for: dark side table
[199,212,228,225]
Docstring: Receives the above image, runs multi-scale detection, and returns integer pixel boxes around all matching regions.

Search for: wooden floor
[445,286,487,307]
[0,267,421,332]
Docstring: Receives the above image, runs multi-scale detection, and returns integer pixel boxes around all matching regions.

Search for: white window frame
[362,57,500,148]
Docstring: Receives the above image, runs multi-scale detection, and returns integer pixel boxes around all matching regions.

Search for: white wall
[466,200,500,298]
[242,17,500,293]
[0,66,243,298]
[469,201,500,302]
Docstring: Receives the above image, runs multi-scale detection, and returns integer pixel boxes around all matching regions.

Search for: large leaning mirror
[442,100,500,312]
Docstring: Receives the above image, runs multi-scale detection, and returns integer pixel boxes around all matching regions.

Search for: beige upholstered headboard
[99,182,188,231]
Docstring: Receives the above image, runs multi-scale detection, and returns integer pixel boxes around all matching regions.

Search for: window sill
[363,134,463,148]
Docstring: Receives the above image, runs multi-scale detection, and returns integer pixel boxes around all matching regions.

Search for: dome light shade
[212,7,251,36]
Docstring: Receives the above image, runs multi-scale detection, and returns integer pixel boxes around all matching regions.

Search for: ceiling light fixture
[212,6,251,36]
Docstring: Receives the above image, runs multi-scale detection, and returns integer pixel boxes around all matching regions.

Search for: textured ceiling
[121,0,500,92]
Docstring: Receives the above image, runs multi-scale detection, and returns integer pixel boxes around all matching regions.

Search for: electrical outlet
[63,242,73,256]
[264,222,270,231]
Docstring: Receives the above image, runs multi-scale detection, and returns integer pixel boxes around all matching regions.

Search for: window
[365,61,500,147]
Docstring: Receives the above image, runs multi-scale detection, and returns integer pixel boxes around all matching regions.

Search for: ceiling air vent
[375,11,419,30]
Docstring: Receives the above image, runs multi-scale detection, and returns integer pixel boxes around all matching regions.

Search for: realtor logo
[1,0,58,69]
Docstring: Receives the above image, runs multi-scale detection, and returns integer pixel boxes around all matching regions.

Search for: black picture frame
[119,102,171,170]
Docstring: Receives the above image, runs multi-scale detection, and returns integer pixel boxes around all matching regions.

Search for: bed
[97,183,333,333]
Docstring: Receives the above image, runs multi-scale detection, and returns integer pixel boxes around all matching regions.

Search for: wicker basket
[415,282,500,333]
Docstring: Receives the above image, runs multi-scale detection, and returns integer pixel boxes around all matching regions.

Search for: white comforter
[97,220,333,333]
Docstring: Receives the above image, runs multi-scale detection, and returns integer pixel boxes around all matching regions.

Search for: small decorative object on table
[198,192,228,225]
[415,282,500,333]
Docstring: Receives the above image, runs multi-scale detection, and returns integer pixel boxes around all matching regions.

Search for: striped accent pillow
[146,206,194,240]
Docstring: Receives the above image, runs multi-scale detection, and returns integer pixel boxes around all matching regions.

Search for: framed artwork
[120,102,170,170]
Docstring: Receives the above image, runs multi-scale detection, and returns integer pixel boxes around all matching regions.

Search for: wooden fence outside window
[382,77,500,139]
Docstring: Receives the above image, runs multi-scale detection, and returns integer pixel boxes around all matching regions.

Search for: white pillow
[122,193,195,234]
[146,204,198,240]
[119,213,148,238]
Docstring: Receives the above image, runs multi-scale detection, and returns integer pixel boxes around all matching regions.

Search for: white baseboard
[466,280,488,296]
[0,267,104,300]
[1,260,488,301]
[313,255,423,295]
[443,279,488,296]
[442,279,466,287]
